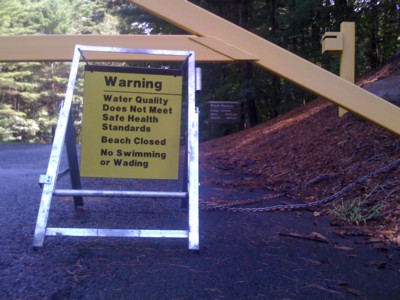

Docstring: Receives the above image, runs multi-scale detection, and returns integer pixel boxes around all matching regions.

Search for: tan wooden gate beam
[0,35,256,62]
[131,0,400,136]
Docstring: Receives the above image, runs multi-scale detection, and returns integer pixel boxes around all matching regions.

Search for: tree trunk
[238,0,258,127]
[242,62,258,127]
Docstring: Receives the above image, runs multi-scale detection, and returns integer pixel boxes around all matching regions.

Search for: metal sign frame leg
[187,54,199,250]
[33,48,81,247]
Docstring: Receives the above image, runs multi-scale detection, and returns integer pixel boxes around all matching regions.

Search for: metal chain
[202,193,285,211]
[204,158,400,213]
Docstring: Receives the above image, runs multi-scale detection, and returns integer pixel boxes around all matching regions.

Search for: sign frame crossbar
[33,45,199,250]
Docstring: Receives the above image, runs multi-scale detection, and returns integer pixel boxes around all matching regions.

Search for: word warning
[80,65,183,179]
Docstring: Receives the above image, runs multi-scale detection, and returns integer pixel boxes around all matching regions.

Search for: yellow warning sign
[80,65,183,179]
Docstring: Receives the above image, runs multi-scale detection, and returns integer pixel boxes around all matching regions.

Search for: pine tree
[0,0,121,142]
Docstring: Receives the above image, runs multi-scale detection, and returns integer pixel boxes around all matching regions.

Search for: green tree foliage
[112,0,185,35]
[353,0,399,70]
[0,0,119,143]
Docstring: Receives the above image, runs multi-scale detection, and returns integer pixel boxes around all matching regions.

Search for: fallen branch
[277,232,330,244]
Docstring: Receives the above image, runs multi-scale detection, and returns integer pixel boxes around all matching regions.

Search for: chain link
[203,158,400,213]
[202,193,285,211]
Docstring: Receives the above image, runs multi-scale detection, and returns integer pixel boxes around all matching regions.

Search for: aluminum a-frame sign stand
[33,45,199,250]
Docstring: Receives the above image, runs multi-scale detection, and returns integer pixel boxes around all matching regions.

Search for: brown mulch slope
[202,60,400,246]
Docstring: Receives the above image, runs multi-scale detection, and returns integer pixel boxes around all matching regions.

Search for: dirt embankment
[202,59,400,246]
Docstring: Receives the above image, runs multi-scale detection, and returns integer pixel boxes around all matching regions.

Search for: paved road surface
[1,144,399,299]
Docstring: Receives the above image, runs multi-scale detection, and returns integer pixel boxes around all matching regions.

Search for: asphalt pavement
[1,144,399,299]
